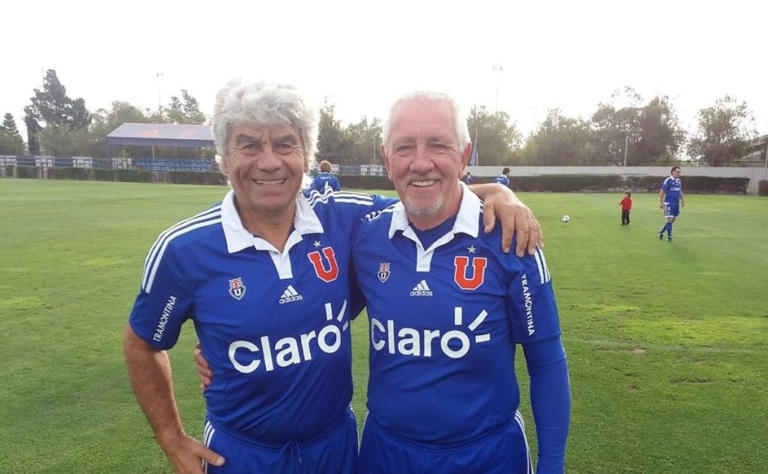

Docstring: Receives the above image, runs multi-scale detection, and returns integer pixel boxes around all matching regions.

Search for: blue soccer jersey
[129,189,391,444]
[661,176,682,203]
[311,172,341,192]
[351,186,562,445]
[493,174,510,187]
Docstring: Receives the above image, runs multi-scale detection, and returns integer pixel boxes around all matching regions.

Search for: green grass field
[1,179,766,473]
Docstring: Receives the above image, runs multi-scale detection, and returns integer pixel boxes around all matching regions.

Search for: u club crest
[377,263,391,283]
[453,256,487,290]
[307,247,339,283]
[228,277,246,300]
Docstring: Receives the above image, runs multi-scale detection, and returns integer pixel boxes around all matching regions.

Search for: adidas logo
[279,285,304,304]
[409,280,433,297]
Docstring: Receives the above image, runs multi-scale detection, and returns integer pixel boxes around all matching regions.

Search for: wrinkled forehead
[389,99,457,141]
[228,123,302,143]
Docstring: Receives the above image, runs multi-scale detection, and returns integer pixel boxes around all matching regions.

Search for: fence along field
[0,179,765,472]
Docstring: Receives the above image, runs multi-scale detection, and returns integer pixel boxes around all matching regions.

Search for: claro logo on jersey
[228,300,349,373]
[371,307,490,359]
[307,247,339,283]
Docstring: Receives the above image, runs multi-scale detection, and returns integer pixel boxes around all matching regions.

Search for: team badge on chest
[228,277,246,300]
[377,263,391,283]
[454,256,487,290]
[308,247,339,283]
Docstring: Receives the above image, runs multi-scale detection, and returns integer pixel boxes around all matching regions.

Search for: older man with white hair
[352,92,571,474]
[126,81,544,474]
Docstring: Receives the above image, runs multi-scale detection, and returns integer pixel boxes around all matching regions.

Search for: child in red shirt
[619,190,632,225]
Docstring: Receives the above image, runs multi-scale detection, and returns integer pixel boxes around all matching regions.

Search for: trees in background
[466,106,521,165]
[519,109,594,165]
[165,90,207,124]
[25,69,92,156]
[588,88,685,166]
[687,95,756,166]
[317,103,381,165]
[17,70,211,158]
[6,72,763,166]
[0,113,26,155]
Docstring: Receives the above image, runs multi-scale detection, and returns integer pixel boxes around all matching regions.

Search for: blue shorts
[204,409,358,474]
[664,202,680,218]
[357,411,532,474]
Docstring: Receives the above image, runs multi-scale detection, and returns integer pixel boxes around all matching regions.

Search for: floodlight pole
[156,72,163,112]
[623,136,629,166]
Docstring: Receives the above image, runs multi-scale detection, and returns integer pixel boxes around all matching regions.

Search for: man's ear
[459,143,472,177]
[304,156,310,174]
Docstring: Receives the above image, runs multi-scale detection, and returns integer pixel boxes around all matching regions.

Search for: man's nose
[409,145,434,172]
[257,146,282,170]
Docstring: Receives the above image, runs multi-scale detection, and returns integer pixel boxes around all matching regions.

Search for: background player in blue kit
[126,81,544,474]
[353,92,570,474]
[311,160,342,193]
[658,166,685,241]
[494,167,511,187]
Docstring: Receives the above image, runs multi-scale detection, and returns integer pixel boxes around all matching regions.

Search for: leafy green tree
[24,106,42,155]
[520,109,594,165]
[590,88,684,165]
[39,125,90,157]
[317,102,352,164]
[345,117,382,164]
[0,113,26,155]
[25,69,92,156]
[165,90,207,124]
[466,106,521,165]
[27,69,91,129]
[590,99,640,165]
[687,96,756,166]
[632,97,686,165]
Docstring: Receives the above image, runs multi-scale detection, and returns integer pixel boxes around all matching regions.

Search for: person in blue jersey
[125,81,544,474]
[658,166,685,241]
[494,167,511,187]
[353,92,570,474]
[462,170,473,185]
[311,160,342,192]
[124,81,401,474]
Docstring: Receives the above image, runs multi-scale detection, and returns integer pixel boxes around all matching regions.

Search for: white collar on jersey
[387,181,481,240]
[220,190,323,253]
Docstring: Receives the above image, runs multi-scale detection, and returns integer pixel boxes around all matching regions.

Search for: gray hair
[381,91,470,153]
[212,80,317,169]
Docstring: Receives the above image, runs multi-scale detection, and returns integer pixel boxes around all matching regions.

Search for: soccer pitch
[1,179,766,473]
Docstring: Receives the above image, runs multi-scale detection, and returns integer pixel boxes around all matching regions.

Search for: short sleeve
[128,242,194,350]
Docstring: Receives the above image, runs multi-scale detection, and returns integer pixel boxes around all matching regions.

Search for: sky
[2,0,766,148]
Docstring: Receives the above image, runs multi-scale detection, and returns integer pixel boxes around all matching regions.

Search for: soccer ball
[561,214,570,223]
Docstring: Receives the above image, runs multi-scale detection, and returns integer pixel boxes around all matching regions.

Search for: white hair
[211,80,317,171]
[381,91,470,152]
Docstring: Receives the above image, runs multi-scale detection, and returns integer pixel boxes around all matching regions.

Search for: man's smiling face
[221,123,307,221]
[383,98,470,230]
